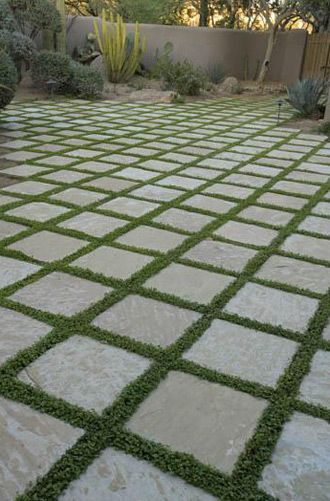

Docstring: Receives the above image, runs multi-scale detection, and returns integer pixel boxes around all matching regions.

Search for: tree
[256,0,298,85]
[296,0,330,32]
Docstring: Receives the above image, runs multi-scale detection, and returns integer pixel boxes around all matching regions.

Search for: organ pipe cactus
[93,11,146,83]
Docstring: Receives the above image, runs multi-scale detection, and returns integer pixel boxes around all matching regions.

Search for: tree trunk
[257,24,278,85]
[55,0,66,53]
[199,0,209,26]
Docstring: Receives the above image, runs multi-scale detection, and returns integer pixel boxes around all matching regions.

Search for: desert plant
[286,78,329,118]
[0,50,18,109]
[31,50,71,91]
[68,61,103,98]
[207,63,226,85]
[93,11,146,83]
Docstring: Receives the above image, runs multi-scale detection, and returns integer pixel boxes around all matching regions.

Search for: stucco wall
[66,16,307,84]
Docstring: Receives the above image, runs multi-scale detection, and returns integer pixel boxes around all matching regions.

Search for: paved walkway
[0,98,329,500]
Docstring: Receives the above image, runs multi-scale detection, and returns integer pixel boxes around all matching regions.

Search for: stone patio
[0,98,329,500]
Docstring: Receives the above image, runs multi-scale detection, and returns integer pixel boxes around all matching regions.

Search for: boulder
[219,76,242,94]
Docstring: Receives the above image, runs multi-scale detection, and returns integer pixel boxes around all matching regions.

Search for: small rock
[90,55,107,81]
[129,89,174,102]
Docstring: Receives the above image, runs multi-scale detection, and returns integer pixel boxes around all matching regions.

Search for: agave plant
[286,78,329,118]
[93,11,146,84]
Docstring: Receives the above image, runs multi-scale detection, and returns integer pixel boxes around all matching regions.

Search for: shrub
[93,11,146,83]
[0,50,18,109]
[152,42,208,96]
[8,0,62,39]
[155,59,208,96]
[319,121,330,137]
[286,78,329,118]
[69,61,103,98]
[0,29,35,66]
[31,50,71,91]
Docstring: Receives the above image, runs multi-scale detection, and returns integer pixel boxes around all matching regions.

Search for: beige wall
[66,16,307,84]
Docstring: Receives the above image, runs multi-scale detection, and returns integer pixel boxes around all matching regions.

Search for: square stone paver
[215,221,277,247]
[66,148,103,158]
[154,208,214,233]
[0,220,26,240]
[60,446,216,501]
[139,159,179,172]
[92,294,200,347]
[83,177,137,193]
[183,239,257,272]
[127,371,267,473]
[312,202,330,217]
[6,202,69,222]
[130,184,183,202]
[0,256,40,289]
[0,195,19,207]
[116,226,186,253]
[281,234,330,262]
[205,183,254,199]
[3,181,55,196]
[35,155,76,167]
[69,161,113,173]
[41,170,91,184]
[50,188,107,206]
[116,167,159,181]
[18,335,149,413]
[224,283,318,333]
[184,319,298,387]
[8,231,87,262]
[257,192,308,210]
[259,412,330,501]
[299,350,330,409]
[322,322,330,341]
[238,206,294,227]
[272,180,319,196]
[256,255,330,294]
[298,216,330,237]
[183,194,235,214]
[145,263,234,304]
[59,212,127,237]
[157,175,204,190]
[10,272,111,316]
[72,246,153,279]
[0,396,83,501]
[99,197,159,217]
[0,306,51,364]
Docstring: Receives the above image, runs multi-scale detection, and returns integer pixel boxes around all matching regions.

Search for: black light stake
[276,99,285,125]
[46,78,57,99]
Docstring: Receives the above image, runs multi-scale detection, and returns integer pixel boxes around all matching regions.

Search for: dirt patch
[285,116,324,135]
[0,174,19,188]
[13,72,291,104]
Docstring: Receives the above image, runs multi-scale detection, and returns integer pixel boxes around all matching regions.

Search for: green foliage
[206,63,226,84]
[0,29,35,66]
[93,11,146,83]
[286,78,329,117]
[31,50,71,90]
[9,0,62,39]
[318,121,330,137]
[0,49,17,109]
[69,61,104,98]
[152,43,208,96]
[32,51,103,98]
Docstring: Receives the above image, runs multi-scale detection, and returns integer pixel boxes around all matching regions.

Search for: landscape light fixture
[46,78,58,98]
[276,98,285,125]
